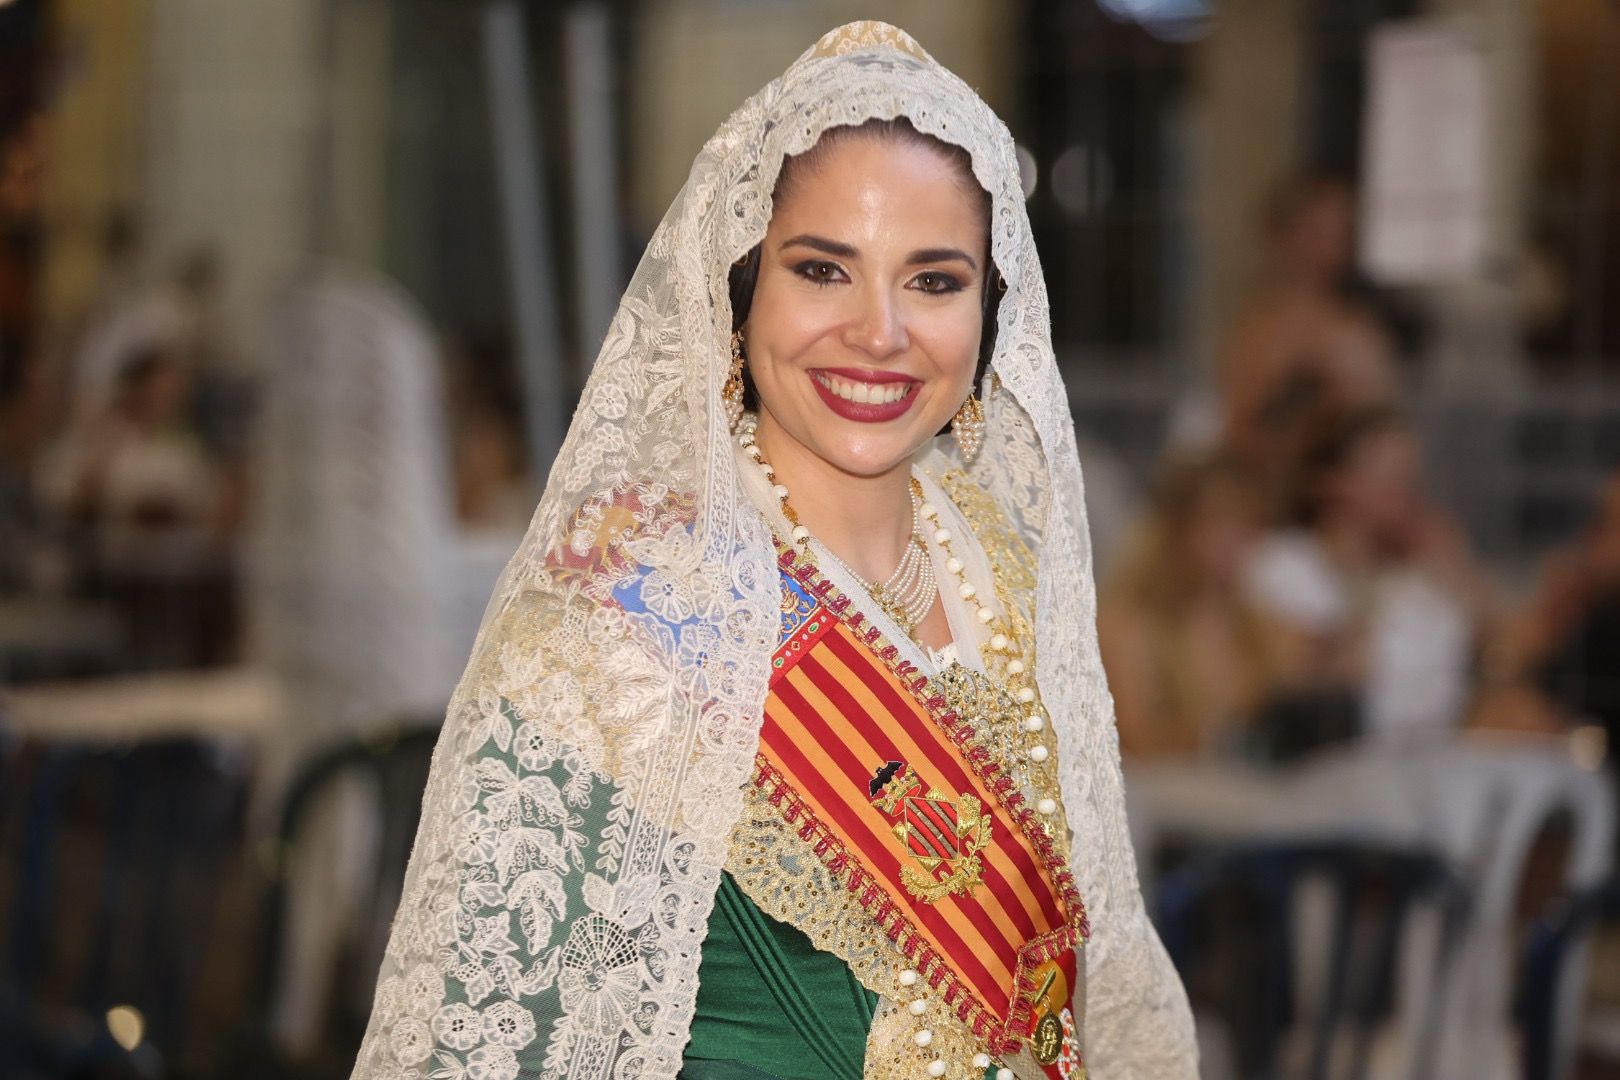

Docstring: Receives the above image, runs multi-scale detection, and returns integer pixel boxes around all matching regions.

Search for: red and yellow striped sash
[754,544,1088,1069]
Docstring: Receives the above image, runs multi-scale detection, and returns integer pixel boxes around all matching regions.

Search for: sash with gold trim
[754,543,1088,1077]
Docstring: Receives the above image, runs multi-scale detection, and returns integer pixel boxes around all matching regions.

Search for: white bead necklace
[868,486,937,634]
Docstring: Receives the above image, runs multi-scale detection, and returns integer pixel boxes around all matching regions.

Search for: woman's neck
[751,411,915,584]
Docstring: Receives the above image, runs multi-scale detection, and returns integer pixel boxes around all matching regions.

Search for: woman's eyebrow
[779,234,979,272]
[907,247,977,271]
[779,233,857,258]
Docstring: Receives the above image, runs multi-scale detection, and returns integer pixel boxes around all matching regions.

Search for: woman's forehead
[768,128,990,238]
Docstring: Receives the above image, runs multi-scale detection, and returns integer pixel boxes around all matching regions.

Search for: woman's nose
[842,286,909,360]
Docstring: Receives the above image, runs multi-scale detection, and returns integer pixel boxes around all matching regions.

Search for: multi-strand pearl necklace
[867,483,937,635]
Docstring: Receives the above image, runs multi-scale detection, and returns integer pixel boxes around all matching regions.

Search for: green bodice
[681,870,878,1080]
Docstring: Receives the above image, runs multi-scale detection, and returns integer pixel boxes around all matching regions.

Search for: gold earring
[723,329,746,431]
[951,391,985,462]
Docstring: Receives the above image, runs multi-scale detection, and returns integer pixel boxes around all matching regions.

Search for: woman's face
[1327,428,1422,533]
[743,133,987,479]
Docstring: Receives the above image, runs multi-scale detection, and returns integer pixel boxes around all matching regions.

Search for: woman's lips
[808,368,921,423]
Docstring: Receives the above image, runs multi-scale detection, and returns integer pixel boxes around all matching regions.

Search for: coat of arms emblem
[869,760,990,903]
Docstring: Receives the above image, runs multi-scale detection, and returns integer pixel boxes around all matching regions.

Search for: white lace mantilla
[349,20,1196,1080]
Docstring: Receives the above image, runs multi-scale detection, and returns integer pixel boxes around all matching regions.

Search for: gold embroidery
[938,469,1037,599]
[929,663,1033,787]
[925,659,1067,862]
[723,795,893,985]
[862,999,921,1072]
[937,469,1072,863]
[863,995,986,1079]
[870,763,921,814]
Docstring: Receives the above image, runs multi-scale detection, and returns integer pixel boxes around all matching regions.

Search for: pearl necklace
[866,482,936,635]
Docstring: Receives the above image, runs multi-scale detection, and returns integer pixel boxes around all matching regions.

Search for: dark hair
[727,117,1003,415]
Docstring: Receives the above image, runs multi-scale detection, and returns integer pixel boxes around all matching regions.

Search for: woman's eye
[794,260,845,286]
[913,271,963,294]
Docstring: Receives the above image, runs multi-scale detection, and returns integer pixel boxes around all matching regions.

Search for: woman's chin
[810,430,935,479]
[755,402,945,478]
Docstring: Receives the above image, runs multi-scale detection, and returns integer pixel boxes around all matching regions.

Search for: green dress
[681,870,879,1080]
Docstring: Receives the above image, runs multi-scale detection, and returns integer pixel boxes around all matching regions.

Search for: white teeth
[814,373,913,405]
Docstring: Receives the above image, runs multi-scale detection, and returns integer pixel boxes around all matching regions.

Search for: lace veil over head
[351,21,1195,1080]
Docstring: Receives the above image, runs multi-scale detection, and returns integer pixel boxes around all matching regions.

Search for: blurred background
[0,0,1618,1077]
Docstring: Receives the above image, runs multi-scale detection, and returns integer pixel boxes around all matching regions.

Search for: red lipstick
[807,368,921,423]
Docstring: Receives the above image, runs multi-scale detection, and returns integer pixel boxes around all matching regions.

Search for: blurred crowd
[0,116,535,682]
[3,220,244,669]
[1098,174,1619,780]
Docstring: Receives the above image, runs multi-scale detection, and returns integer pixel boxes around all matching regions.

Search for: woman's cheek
[920,306,983,385]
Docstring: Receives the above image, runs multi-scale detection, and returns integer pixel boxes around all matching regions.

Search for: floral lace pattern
[349,20,1195,1080]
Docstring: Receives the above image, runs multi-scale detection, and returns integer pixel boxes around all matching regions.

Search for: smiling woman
[731,122,993,651]
[349,21,1196,1080]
